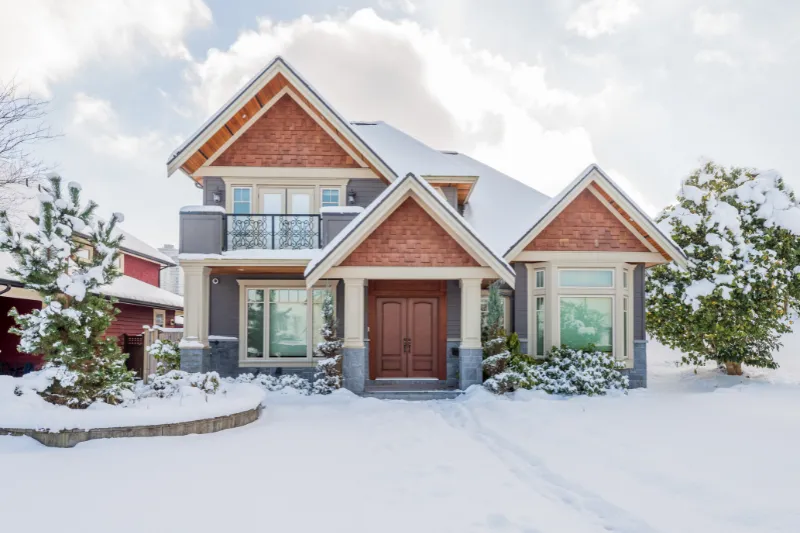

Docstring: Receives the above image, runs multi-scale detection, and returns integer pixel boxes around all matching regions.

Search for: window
[535,297,545,356]
[320,188,340,208]
[623,297,629,360]
[559,269,614,288]
[559,296,613,353]
[481,292,509,330]
[232,187,252,214]
[153,309,166,327]
[242,283,335,362]
[623,269,629,289]
[535,269,545,288]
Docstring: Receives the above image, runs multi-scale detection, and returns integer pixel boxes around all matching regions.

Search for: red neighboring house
[0,230,183,377]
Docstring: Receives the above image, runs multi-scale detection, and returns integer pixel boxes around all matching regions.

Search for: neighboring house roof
[115,229,175,266]
[167,56,396,182]
[503,164,688,266]
[305,172,516,287]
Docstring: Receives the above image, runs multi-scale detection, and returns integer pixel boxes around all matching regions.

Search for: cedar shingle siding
[215,94,360,168]
[526,189,650,252]
[340,198,479,267]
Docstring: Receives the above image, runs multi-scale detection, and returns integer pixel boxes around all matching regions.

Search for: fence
[142,326,183,381]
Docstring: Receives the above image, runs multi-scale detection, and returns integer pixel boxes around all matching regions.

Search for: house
[0,185,184,376]
[168,56,686,394]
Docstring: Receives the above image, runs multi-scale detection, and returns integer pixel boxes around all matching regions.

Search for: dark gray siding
[203,177,225,207]
[634,263,645,340]
[348,178,387,208]
[179,212,223,254]
[321,212,359,246]
[441,186,458,209]
[446,280,461,339]
[514,262,528,340]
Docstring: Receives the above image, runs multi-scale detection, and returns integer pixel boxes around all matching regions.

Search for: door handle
[403,337,411,353]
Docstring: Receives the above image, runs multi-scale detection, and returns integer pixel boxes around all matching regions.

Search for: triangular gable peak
[167,57,396,183]
[504,165,688,266]
[305,173,515,286]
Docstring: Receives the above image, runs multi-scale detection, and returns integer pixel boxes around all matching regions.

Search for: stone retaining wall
[0,405,261,448]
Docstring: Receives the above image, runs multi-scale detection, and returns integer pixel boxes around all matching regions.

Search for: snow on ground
[2,335,800,532]
[0,375,263,431]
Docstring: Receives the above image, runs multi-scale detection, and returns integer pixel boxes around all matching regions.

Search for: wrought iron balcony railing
[224,214,322,251]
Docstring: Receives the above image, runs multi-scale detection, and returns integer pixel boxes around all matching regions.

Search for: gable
[214,94,360,168]
[339,197,480,267]
[525,189,650,252]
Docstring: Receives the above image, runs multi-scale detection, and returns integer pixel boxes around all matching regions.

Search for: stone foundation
[624,340,647,389]
[342,346,367,393]
[458,347,483,390]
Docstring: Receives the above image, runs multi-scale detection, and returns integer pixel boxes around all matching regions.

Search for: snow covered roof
[115,228,175,266]
[305,172,515,286]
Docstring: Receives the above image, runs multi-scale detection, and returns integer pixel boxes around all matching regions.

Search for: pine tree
[313,291,343,394]
[482,281,509,377]
[0,174,134,406]
[647,161,800,375]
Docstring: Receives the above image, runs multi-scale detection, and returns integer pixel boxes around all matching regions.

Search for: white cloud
[566,0,640,39]
[695,49,738,67]
[72,93,116,125]
[378,0,417,15]
[184,8,640,197]
[0,0,212,96]
[692,7,741,37]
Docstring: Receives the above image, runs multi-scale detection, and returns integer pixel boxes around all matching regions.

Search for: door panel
[408,298,437,377]
[376,298,406,378]
[288,188,314,214]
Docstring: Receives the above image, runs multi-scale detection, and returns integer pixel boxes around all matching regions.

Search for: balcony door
[257,187,317,249]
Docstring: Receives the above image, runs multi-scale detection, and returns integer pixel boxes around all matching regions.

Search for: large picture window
[559,296,613,353]
[241,282,336,363]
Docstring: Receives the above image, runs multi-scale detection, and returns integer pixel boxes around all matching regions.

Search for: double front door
[375,297,439,378]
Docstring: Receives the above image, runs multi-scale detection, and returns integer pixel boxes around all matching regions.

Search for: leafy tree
[0,174,134,406]
[647,161,800,375]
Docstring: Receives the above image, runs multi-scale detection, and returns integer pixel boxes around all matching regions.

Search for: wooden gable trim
[201,88,369,170]
[171,60,395,184]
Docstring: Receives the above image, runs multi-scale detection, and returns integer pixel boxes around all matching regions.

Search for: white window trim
[231,186,253,214]
[558,268,615,289]
[527,262,633,367]
[153,309,166,327]
[224,178,348,214]
[320,187,342,209]
[237,279,338,366]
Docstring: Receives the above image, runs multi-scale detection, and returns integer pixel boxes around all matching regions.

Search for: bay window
[528,263,634,364]
[239,281,337,364]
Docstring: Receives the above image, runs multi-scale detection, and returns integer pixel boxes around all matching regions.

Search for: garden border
[0,405,262,448]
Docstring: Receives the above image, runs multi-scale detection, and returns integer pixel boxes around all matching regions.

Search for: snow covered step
[360,389,463,401]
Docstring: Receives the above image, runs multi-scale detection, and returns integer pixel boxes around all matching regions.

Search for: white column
[181,263,210,347]
[460,278,483,349]
[343,278,366,349]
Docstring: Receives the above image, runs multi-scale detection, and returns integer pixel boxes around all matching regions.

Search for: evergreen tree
[0,174,134,406]
[313,291,343,394]
[647,161,800,375]
[482,281,509,377]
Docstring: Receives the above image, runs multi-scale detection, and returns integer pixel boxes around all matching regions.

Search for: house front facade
[169,57,686,394]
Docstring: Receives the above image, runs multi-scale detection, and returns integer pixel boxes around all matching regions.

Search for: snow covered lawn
[2,339,800,532]
[0,373,263,431]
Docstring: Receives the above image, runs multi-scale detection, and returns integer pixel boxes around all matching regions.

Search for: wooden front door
[375,297,439,378]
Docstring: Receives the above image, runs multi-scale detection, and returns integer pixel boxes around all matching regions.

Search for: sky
[0,0,796,249]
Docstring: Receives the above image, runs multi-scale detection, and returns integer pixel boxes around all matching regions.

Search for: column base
[342,347,367,394]
[624,340,647,389]
[458,346,483,390]
[180,348,211,373]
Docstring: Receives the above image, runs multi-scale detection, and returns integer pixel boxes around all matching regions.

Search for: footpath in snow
[2,336,800,532]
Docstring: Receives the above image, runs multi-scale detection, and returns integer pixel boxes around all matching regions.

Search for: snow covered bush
[482,282,509,379]
[484,346,629,396]
[0,174,134,407]
[648,161,800,375]
[139,370,221,399]
[147,339,180,375]
[233,372,312,394]
[313,290,342,394]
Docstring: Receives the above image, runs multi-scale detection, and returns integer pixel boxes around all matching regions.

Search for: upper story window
[559,269,614,288]
[320,188,340,208]
[233,187,252,214]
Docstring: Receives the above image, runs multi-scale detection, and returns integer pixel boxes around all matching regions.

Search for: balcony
[224,214,321,251]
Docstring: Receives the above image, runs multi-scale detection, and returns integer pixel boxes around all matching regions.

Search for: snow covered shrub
[485,346,628,396]
[313,290,343,394]
[0,174,134,407]
[139,370,220,399]
[648,161,800,375]
[147,339,180,375]
[482,282,508,379]
[234,372,312,394]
